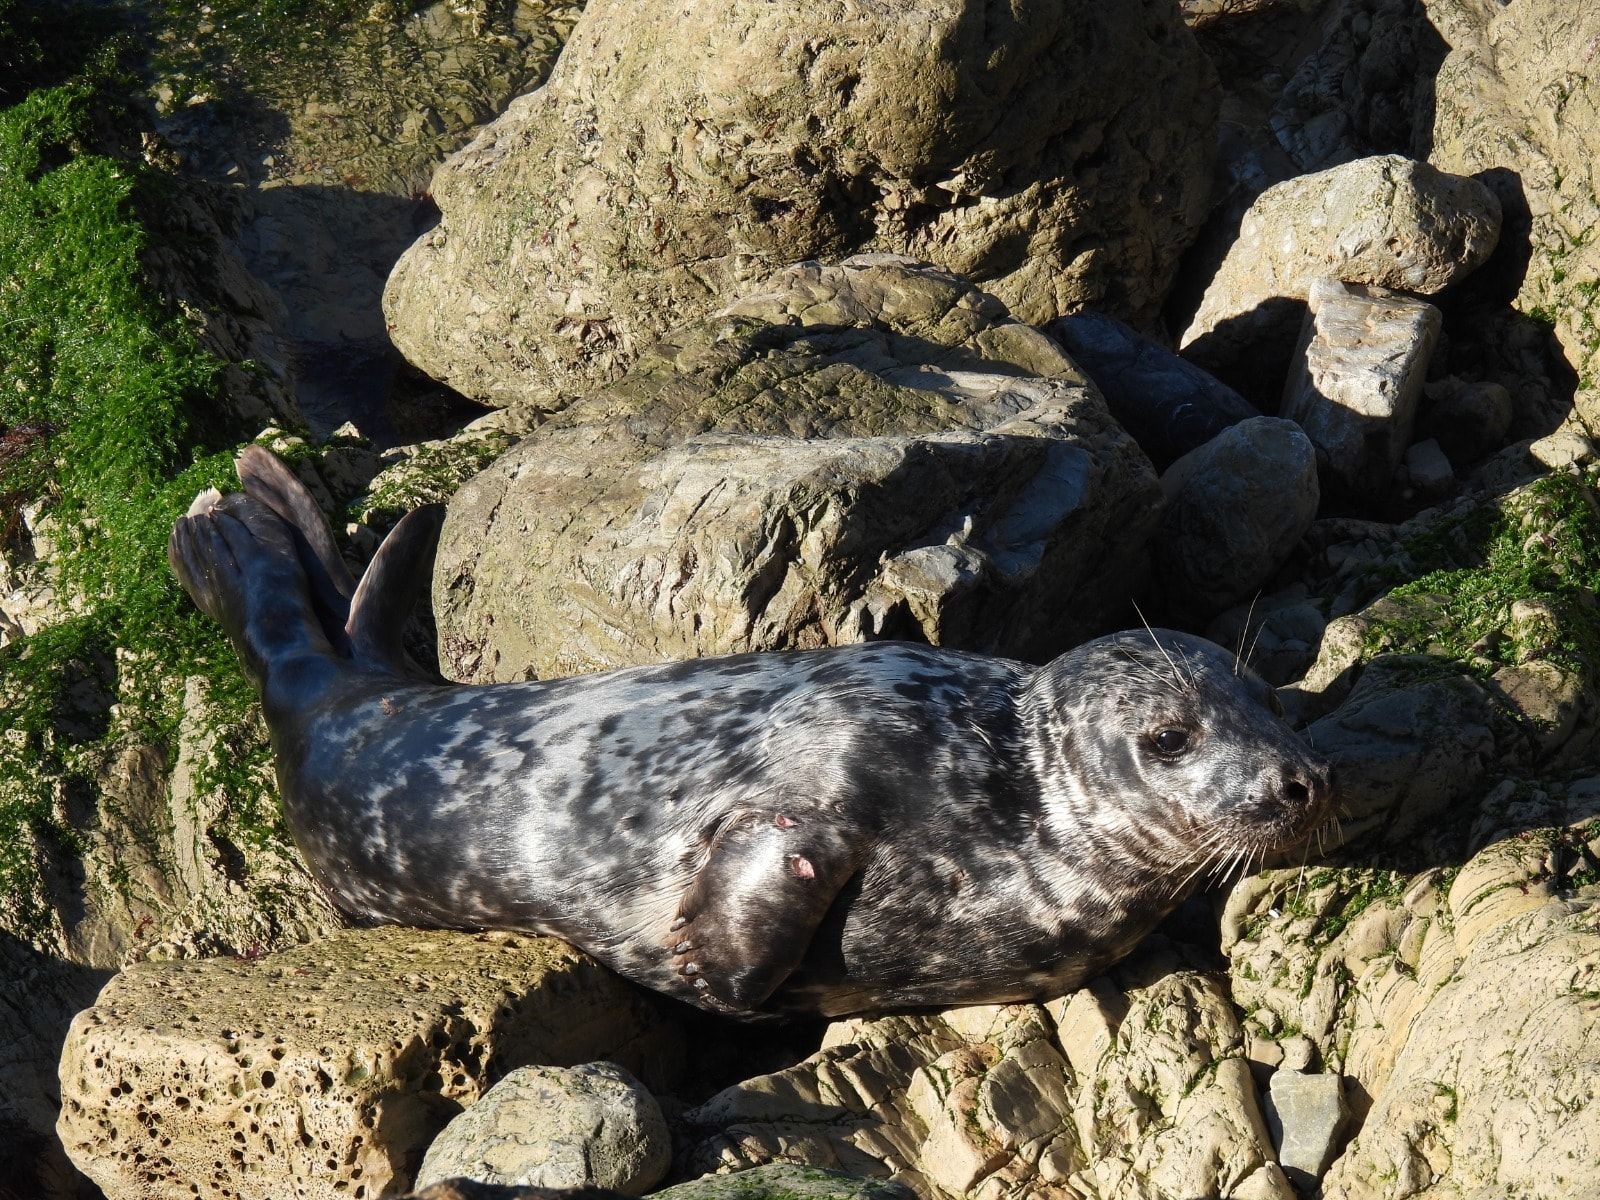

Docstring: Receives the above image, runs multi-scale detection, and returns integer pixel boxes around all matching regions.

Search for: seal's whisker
[1234,592,1261,677]
[1131,601,1189,692]
[1244,613,1267,675]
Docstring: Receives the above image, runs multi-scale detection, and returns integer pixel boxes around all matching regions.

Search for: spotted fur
[169,451,1332,1018]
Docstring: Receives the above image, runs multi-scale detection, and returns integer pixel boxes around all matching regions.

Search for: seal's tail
[167,446,444,681]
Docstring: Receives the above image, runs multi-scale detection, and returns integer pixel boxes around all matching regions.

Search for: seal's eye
[1151,727,1190,757]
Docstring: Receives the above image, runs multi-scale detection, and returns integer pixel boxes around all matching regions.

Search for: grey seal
[168,448,1332,1018]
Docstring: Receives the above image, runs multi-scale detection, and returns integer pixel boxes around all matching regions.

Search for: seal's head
[1025,628,1332,887]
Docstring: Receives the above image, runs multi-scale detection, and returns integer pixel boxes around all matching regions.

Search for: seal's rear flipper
[168,489,336,682]
[346,504,445,677]
[669,809,861,1012]
[236,445,355,641]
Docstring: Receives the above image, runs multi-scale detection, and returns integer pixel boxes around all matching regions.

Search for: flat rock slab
[683,975,1290,1200]
[57,928,682,1200]
[383,0,1217,408]
[1264,1071,1348,1188]
[1280,279,1442,500]
[434,257,1161,681]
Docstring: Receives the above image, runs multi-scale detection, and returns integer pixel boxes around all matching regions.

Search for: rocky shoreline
[5,0,1600,1198]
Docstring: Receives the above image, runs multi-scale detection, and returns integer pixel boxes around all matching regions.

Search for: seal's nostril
[1283,771,1310,806]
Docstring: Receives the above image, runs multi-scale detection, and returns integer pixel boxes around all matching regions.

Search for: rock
[401,1166,909,1200]
[406,1183,627,1200]
[1075,973,1292,1200]
[1427,0,1600,405]
[1263,1071,1348,1189]
[1267,0,1446,174]
[1043,314,1260,469]
[0,935,112,1200]
[404,1183,628,1200]
[1418,379,1513,465]
[57,928,682,1200]
[1304,656,1499,843]
[1402,438,1453,498]
[1155,416,1319,622]
[1225,774,1600,1200]
[1206,587,1328,688]
[683,964,1290,1200]
[1280,279,1442,501]
[384,0,1218,409]
[433,258,1161,682]
[658,1167,913,1200]
[414,1063,670,1195]
[1179,155,1497,401]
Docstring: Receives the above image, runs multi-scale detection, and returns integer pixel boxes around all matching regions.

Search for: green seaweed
[0,65,277,943]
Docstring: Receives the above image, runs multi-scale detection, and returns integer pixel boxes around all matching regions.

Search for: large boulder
[1426,0,1600,431]
[1178,155,1498,402]
[434,258,1162,681]
[1154,416,1319,622]
[383,0,1218,410]
[56,928,683,1200]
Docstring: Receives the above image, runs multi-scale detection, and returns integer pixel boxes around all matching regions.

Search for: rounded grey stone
[415,1062,671,1195]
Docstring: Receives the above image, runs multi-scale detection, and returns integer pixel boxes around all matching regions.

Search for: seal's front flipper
[670,810,859,1013]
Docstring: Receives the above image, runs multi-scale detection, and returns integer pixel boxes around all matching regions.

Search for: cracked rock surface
[433,257,1161,681]
[383,0,1217,409]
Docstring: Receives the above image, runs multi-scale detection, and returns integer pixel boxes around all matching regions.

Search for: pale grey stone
[1281,279,1442,500]
[1266,1069,1348,1187]
[415,1062,671,1195]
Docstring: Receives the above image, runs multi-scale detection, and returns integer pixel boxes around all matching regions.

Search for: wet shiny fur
[171,450,1331,1018]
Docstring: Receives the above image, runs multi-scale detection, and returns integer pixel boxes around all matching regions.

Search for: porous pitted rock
[1154,416,1319,622]
[383,0,1218,409]
[434,258,1161,681]
[683,965,1291,1200]
[1223,773,1600,1199]
[56,928,683,1200]
[1179,155,1497,401]
[1280,279,1442,500]
[1044,313,1260,469]
[414,1062,670,1194]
